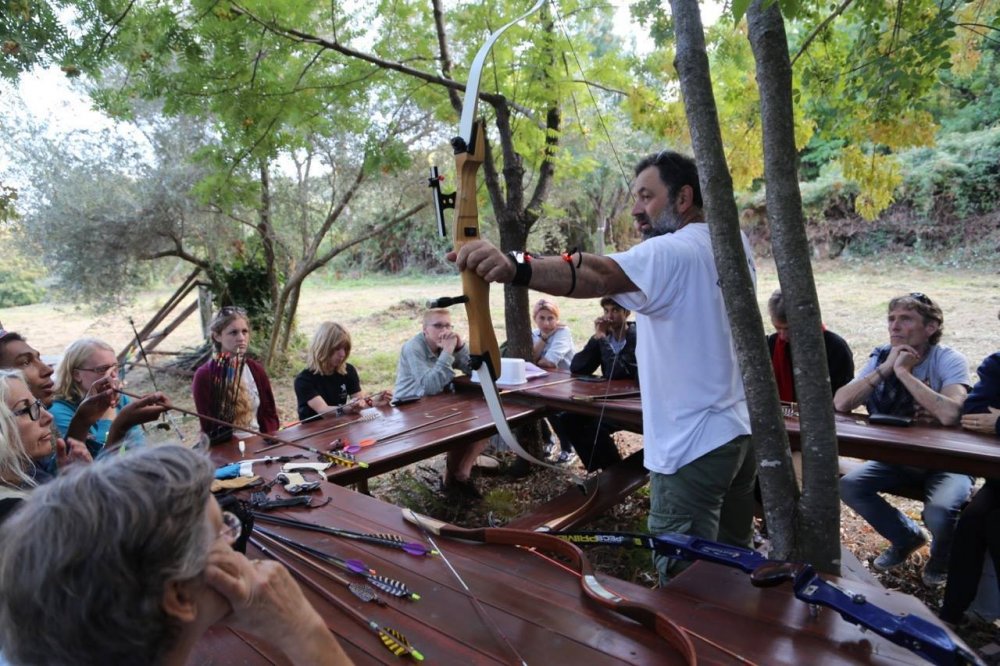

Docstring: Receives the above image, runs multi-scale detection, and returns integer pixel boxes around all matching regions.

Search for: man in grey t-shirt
[834,293,970,586]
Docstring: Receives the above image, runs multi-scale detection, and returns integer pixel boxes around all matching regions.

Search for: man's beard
[641,207,684,239]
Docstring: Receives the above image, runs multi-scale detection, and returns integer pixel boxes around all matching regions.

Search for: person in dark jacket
[939,308,1000,623]
[549,297,638,471]
[767,289,854,401]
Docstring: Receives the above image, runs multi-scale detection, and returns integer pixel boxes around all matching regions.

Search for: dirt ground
[2,258,999,660]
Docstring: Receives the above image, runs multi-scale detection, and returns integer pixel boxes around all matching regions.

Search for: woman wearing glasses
[51,337,148,459]
[192,307,279,442]
[0,369,91,523]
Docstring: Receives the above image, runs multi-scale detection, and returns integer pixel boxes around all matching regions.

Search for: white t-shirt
[609,222,755,474]
[531,326,575,370]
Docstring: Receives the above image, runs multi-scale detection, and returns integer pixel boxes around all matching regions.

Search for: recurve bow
[402,508,697,663]
[430,0,582,480]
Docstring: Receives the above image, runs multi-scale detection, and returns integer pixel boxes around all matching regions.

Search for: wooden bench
[507,449,648,531]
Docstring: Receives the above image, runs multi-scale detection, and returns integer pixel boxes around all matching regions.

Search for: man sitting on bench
[834,293,971,587]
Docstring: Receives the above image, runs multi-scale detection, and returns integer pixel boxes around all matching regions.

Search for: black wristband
[508,251,533,287]
[561,249,578,296]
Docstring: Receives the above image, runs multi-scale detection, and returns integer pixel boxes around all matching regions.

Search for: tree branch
[229,2,508,108]
[303,202,427,273]
[432,0,464,113]
[790,0,855,67]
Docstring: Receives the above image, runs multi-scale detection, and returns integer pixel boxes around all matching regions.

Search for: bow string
[433,0,588,482]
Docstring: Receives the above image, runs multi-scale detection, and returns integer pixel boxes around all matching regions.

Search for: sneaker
[871,532,928,572]
[555,450,577,464]
[921,563,948,587]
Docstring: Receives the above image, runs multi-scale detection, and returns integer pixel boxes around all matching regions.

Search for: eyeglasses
[909,292,932,305]
[13,399,43,422]
[77,363,119,374]
[428,322,452,329]
[219,511,242,544]
[219,306,248,316]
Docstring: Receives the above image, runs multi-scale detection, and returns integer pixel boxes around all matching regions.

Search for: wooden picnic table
[500,371,1000,478]
[208,390,541,485]
[784,411,1000,478]
[471,371,643,430]
[190,480,970,664]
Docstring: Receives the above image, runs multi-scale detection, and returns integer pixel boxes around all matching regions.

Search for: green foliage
[935,39,1000,133]
[799,135,845,181]
[0,182,17,223]
[0,273,44,307]
[0,0,92,79]
[898,127,1000,219]
[0,229,45,306]
[206,250,276,355]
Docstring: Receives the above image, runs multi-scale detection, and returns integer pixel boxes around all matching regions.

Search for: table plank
[195,484,686,665]
[785,412,1000,477]
[503,371,1000,477]
[208,391,542,484]
[192,484,973,665]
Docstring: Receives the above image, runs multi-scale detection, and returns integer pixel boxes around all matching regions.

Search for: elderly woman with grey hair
[0,445,352,666]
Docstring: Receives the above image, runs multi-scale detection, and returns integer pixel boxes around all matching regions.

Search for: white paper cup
[498,358,527,386]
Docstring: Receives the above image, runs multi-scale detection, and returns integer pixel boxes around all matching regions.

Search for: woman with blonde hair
[531,298,575,370]
[0,370,90,523]
[192,307,279,442]
[294,322,365,421]
[51,337,146,458]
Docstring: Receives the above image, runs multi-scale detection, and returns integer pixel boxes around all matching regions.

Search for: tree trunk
[747,0,841,573]
[280,281,302,356]
[257,160,280,308]
[668,0,800,561]
[264,282,291,367]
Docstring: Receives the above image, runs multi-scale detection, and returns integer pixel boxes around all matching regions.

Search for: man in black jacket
[550,297,638,471]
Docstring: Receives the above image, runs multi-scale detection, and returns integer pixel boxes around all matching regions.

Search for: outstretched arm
[449,240,636,299]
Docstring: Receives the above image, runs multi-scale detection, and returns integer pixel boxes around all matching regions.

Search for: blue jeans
[839,461,972,566]
[648,434,756,585]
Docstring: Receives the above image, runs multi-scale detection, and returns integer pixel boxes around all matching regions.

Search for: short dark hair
[767,289,787,323]
[634,150,703,208]
[0,331,25,364]
[888,293,945,346]
[599,297,629,314]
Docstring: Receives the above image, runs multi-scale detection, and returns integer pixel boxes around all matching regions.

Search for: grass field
[3,258,997,404]
[4,258,998,656]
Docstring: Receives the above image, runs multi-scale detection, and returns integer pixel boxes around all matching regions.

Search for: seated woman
[0,369,90,524]
[531,299,577,462]
[939,309,1000,624]
[531,299,575,370]
[51,337,167,458]
[295,322,364,421]
[0,445,352,665]
[192,307,278,442]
